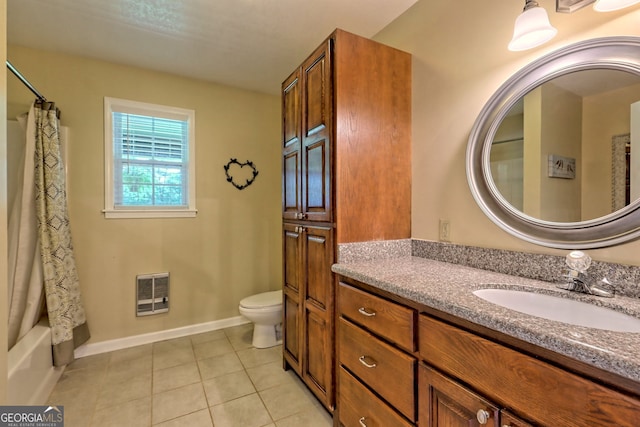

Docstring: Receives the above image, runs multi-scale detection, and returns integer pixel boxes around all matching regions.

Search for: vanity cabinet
[335,275,640,427]
[283,222,334,405]
[336,282,417,426]
[418,314,640,427]
[281,28,411,411]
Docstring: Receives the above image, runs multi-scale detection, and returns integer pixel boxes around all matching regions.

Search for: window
[104,97,196,218]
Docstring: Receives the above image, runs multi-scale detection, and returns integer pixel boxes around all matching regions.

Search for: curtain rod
[6,60,47,101]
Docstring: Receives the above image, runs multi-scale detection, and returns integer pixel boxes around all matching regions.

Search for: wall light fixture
[510,0,640,51]
[509,0,558,51]
[593,0,640,11]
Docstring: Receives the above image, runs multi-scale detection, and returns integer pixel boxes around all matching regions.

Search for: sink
[473,289,640,332]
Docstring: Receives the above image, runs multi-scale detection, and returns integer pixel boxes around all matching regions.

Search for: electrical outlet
[439,219,451,242]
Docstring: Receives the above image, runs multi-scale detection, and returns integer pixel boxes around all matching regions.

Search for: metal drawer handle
[358,417,368,427]
[358,307,376,317]
[476,409,491,425]
[358,355,377,368]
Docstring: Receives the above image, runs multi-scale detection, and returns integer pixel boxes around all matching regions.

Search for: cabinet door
[282,223,303,373]
[500,411,534,427]
[282,70,302,220]
[301,40,332,222]
[419,364,500,427]
[302,224,334,409]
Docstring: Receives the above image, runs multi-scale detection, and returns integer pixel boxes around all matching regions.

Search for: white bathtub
[8,320,64,405]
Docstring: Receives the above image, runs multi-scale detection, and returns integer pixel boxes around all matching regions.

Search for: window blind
[112,112,189,207]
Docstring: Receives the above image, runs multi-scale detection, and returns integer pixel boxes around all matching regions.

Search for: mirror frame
[466,36,640,249]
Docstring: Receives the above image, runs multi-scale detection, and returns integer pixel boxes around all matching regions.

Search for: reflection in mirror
[489,69,640,223]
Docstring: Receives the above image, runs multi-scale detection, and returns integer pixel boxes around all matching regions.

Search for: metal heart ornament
[224,158,259,190]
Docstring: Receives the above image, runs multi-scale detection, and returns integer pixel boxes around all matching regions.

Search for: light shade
[594,0,640,11]
[508,5,558,51]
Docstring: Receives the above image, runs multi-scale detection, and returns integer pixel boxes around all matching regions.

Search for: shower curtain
[8,100,90,366]
[7,114,44,350]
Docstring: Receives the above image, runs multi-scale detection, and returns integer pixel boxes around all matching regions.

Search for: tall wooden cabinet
[282,29,411,411]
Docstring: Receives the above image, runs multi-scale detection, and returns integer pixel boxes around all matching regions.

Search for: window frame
[103,97,197,219]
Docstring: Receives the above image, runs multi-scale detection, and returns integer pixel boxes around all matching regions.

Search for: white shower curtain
[8,101,90,366]
[7,113,45,350]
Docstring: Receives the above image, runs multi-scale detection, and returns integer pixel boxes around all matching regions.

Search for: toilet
[239,290,283,348]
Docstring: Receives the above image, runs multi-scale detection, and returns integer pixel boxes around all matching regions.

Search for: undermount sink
[473,288,640,333]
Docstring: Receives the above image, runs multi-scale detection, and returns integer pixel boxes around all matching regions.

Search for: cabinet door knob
[476,409,491,424]
[358,307,376,317]
[358,417,368,427]
[358,355,377,368]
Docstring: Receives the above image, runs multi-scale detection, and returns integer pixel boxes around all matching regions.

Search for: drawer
[338,282,415,352]
[339,367,413,427]
[419,314,640,427]
[339,318,416,421]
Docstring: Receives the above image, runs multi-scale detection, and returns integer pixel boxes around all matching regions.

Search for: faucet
[559,251,614,298]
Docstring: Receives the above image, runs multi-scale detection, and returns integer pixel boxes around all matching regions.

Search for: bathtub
[8,320,64,405]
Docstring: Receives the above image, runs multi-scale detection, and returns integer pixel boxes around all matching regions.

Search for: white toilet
[239,290,283,348]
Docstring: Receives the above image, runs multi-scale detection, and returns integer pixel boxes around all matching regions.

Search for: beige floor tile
[197,352,244,380]
[223,323,253,338]
[153,337,193,354]
[105,354,152,385]
[193,336,235,360]
[153,361,201,394]
[226,328,254,351]
[153,347,195,371]
[246,361,297,391]
[109,344,153,364]
[64,353,110,373]
[47,386,98,427]
[152,382,208,424]
[274,404,333,427]
[153,408,213,427]
[91,396,151,427]
[259,379,318,421]
[236,346,282,369]
[190,330,227,345]
[210,393,272,427]
[95,372,152,410]
[202,370,256,405]
[52,366,105,394]
[49,325,333,427]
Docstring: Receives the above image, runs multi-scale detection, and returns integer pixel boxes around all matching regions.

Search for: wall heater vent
[136,272,169,316]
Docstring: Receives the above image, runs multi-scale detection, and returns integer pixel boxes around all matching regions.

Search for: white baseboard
[74,316,250,359]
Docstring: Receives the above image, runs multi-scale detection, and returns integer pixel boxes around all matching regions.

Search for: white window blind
[104,98,197,219]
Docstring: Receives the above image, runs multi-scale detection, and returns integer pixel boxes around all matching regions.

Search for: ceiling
[7,0,418,95]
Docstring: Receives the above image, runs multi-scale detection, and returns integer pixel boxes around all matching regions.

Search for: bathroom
[2,0,640,425]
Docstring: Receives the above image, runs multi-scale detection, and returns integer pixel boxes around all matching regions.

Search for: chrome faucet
[561,271,614,297]
[559,251,614,298]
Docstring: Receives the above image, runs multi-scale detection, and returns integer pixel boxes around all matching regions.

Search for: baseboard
[74,316,250,359]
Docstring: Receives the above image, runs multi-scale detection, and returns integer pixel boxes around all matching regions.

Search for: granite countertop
[332,256,640,383]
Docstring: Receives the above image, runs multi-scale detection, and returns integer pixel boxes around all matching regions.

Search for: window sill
[103,209,198,219]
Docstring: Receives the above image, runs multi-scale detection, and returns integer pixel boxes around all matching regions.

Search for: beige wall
[6,45,281,344]
[539,83,582,222]
[582,82,640,219]
[1,0,8,404]
[375,0,640,264]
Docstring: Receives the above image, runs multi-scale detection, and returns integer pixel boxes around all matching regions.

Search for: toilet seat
[240,290,282,309]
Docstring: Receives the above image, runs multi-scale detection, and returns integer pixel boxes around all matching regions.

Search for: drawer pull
[476,409,491,424]
[358,307,376,317]
[358,417,368,427]
[358,355,377,368]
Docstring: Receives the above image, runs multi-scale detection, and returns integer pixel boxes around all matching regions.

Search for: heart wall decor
[224,158,259,190]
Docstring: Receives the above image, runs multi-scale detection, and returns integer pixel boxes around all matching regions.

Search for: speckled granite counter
[332,256,640,383]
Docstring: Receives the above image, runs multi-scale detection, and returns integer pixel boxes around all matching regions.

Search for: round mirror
[467,36,640,249]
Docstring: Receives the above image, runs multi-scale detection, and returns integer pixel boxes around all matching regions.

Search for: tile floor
[47,323,333,427]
